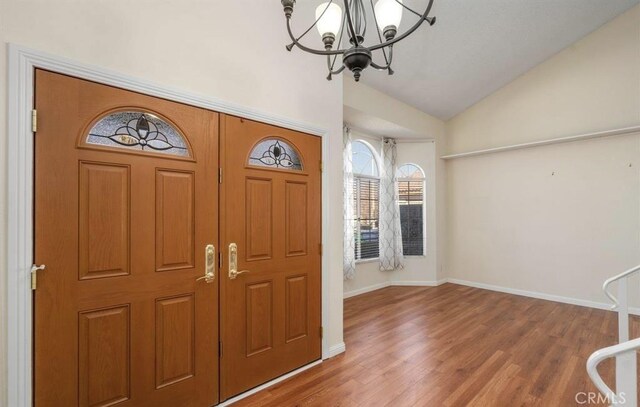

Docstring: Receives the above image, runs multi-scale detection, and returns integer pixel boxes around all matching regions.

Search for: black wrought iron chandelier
[281,0,436,82]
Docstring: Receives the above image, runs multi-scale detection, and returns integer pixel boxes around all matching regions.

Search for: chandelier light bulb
[281,0,436,81]
[315,2,343,38]
[374,0,403,32]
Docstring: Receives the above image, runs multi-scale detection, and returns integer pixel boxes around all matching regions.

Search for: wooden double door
[33,70,322,406]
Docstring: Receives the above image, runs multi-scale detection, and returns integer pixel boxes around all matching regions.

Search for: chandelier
[281,0,436,82]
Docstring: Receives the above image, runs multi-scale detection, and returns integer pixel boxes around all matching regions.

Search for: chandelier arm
[370,46,394,70]
[394,0,423,18]
[357,0,367,40]
[293,0,335,44]
[342,0,361,46]
[284,0,435,56]
[286,17,347,55]
[367,0,435,51]
[325,55,345,81]
[330,12,349,70]
[369,0,389,66]
[327,56,347,74]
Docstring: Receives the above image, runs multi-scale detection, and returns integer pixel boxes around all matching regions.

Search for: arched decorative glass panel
[248,139,303,170]
[397,163,425,179]
[86,111,191,157]
[352,140,379,177]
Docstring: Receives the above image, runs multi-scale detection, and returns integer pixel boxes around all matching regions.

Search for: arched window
[397,164,425,256]
[352,140,379,178]
[352,140,380,260]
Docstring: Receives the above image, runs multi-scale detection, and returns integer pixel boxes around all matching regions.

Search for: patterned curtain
[343,126,356,279]
[379,138,404,271]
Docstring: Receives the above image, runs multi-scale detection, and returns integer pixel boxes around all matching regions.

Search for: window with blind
[352,140,380,260]
[354,178,380,259]
[397,164,425,256]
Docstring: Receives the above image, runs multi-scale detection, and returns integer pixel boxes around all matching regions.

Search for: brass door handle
[229,243,250,280]
[197,244,215,283]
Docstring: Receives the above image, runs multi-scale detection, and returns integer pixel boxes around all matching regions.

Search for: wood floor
[233,283,638,406]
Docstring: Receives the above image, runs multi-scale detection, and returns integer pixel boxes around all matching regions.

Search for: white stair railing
[587,265,640,407]
[588,338,640,406]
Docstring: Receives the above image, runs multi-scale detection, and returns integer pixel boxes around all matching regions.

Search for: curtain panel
[343,127,356,279]
[379,138,404,271]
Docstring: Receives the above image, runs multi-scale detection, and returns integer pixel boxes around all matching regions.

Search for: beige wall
[344,78,445,138]
[0,1,344,402]
[445,5,640,305]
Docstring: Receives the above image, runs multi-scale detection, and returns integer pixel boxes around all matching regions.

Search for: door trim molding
[6,43,333,407]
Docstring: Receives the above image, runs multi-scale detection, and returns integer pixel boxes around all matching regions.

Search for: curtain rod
[441,125,640,160]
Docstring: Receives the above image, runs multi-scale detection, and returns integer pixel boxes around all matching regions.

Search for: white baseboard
[390,279,448,287]
[343,282,391,298]
[217,359,323,406]
[446,278,640,315]
[327,341,346,358]
[343,276,639,315]
[344,279,448,299]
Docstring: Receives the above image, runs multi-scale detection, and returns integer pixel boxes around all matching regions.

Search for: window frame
[396,163,426,257]
[351,140,381,263]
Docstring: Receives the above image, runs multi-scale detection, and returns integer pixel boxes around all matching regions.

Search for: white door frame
[6,43,333,407]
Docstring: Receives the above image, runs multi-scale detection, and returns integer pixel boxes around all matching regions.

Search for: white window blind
[354,177,380,260]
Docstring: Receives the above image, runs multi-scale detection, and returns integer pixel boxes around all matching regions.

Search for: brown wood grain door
[34,70,219,407]
[219,115,322,400]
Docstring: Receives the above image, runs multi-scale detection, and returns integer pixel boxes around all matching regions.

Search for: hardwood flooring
[232,283,638,406]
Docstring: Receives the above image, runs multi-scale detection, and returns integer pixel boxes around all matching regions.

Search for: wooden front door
[34,70,219,406]
[219,115,322,400]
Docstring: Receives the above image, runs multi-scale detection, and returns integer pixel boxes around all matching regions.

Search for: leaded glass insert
[86,111,190,157]
[248,139,303,170]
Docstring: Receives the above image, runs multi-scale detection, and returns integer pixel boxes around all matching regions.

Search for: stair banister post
[616,278,637,406]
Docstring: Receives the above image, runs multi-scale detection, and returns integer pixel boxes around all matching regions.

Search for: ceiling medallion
[281,0,436,82]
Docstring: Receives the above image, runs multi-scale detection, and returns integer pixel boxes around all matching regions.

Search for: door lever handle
[229,243,250,280]
[197,244,215,283]
[31,264,46,290]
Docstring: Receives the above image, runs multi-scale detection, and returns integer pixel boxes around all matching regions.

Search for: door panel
[246,282,274,356]
[220,115,322,400]
[285,275,308,342]
[155,295,195,388]
[34,70,219,407]
[285,181,308,257]
[78,162,131,280]
[78,305,131,407]
[245,178,274,260]
[155,170,196,272]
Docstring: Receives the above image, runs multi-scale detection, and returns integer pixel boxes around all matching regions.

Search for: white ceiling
[342,0,640,120]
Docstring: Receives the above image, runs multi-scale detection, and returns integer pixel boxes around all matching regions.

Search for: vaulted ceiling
[340,0,639,120]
